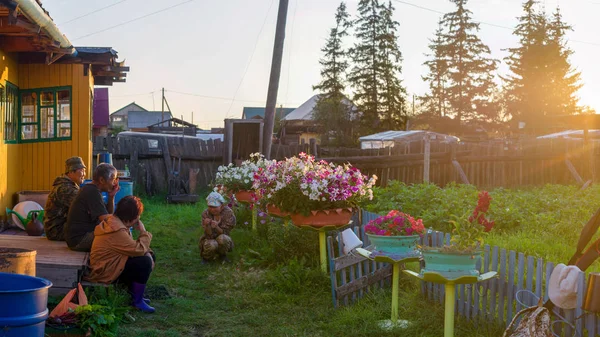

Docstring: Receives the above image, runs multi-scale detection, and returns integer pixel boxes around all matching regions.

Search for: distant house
[280,94,358,145]
[127,111,173,132]
[242,107,295,120]
[109,102,147,130]
[93,88,109,137]
[148,117,197,136]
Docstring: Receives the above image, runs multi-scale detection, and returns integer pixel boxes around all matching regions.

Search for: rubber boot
[130,282,155,313]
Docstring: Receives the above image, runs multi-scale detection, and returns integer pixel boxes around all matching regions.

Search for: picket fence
[327,210,600,336]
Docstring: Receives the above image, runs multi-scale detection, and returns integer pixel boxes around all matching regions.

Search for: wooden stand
[403,270,498,337]
[356,248,421,329]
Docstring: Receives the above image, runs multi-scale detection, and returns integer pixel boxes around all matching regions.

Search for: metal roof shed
[359,130,459,149]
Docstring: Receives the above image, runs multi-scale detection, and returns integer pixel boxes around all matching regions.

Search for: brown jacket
[86,215,152,284]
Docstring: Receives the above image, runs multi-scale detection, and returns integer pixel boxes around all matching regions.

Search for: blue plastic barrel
[96,152,113,166]
[115,181,133,205]
[0,272,52,337]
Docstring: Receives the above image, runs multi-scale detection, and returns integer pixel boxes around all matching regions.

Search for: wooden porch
[0,235,88,296]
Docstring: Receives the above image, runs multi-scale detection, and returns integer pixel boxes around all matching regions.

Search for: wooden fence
[93,135,222,194]
[328,210,600,336]
[318,138,600,188]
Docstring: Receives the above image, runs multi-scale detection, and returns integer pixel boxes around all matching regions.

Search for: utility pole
[262,0,289,159]
[161,88,165,122]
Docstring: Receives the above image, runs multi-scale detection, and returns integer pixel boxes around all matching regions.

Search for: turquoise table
[356,248,421,330]
[403,270,498,337]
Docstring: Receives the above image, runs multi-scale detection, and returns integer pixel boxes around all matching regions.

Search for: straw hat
[548,263,581,309]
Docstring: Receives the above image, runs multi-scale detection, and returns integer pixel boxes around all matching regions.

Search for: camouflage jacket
[200,206,236,242]
[44,176,79,241]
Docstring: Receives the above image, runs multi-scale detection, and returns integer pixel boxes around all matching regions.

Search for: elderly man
[44,157,87,241]
[199,191,236,264]
[64,163,120,252]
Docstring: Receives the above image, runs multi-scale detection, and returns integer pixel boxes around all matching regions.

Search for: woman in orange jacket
[86,196,156,313]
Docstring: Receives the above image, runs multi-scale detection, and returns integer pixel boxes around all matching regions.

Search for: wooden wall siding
[15,64,92,196]
[94,135,223,194]
[328,210,600,336]
[0,51,20,215]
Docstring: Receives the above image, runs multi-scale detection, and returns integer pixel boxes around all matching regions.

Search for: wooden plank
[0,235,87,268]
[565,159,584,185]
[452,160,470,184]
[37,266,79,288]
[423,136,430,183]
[507,250,516,324]
[335,265,392,299]
[516,253,525,314]
[327,236,339,308]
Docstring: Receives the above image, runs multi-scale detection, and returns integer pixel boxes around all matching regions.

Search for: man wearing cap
[44,157,87,241]
[199,191,236,263]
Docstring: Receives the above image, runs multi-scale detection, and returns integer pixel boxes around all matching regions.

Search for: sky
[42,0,600,130]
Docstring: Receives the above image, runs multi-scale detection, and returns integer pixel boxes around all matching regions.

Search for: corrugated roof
[242,107,295,119]
[282,94,358,121]
[359,130,459,142]
[127,111,173,128]
[75,47,118,56]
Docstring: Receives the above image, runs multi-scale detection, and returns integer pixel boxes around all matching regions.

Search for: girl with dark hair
[85,195,156,313]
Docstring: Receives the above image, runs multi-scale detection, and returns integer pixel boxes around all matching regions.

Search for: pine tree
[312,2,354,146]
[420,21,449,118]
[349,0,407,134]
[439,0,498,122]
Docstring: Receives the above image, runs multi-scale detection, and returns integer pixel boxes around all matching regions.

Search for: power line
[110,91,156,98]
[390,0,600,47]
[72,0,195,41]
[58,0,128,26]
[165,89,268,104]
[225,0,277,118]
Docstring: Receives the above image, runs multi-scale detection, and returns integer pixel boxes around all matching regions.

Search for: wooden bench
[0,235,88,296]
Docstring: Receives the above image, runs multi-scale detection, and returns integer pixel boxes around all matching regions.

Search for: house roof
[111,102,148,116]
[148,117,196,128]
[282,94,358,121]
[359,130,459,143]
[127,111,173,129]
[242,107,296,119]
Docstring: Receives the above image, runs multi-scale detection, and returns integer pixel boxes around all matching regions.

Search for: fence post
[424,135,430,183]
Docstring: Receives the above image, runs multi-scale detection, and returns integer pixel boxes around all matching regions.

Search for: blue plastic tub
[115,181,133,205]
[0,272,52,337]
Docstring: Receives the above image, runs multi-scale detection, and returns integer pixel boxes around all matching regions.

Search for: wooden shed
[0,0,129,216]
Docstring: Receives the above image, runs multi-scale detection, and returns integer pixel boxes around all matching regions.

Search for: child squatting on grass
[199,192,236,264]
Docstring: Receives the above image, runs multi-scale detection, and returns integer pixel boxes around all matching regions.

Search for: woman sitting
[85,196,156,313]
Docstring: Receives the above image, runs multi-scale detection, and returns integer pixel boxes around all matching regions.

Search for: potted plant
[253,153,377,228]
[364,210,425,255]
[421,191,495,279]
[214,153,273,203]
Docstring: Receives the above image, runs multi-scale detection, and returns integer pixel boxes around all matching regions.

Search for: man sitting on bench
[64,163,120,252]
[44,156,87,241]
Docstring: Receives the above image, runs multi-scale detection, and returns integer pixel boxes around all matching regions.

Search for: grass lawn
[111,194,505,337]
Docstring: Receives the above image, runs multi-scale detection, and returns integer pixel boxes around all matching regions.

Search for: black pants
[115,253,156,286]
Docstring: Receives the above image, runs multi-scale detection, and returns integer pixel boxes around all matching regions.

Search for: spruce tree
[349,0,407,134]
[439,0,498,122]
[545,7,582,116]
[312,2,354,146]
[421,21,449,118]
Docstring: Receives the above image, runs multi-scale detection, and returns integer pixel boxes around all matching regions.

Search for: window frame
[3,81,19,144]
[18,86,72,143]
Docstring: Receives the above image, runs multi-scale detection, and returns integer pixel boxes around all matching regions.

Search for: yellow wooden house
[0,0,129,216]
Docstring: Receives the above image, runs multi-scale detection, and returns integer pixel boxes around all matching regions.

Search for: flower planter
[421,249,482,279]
[366,234,419,255]
[266,204,289,218]
[289,208,353,228]
[234,190,254,204]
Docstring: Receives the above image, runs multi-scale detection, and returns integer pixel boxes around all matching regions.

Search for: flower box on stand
[234,190,254,204]
[366,234,420,256]
[420,249,482,279]
[289,208,353,228]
